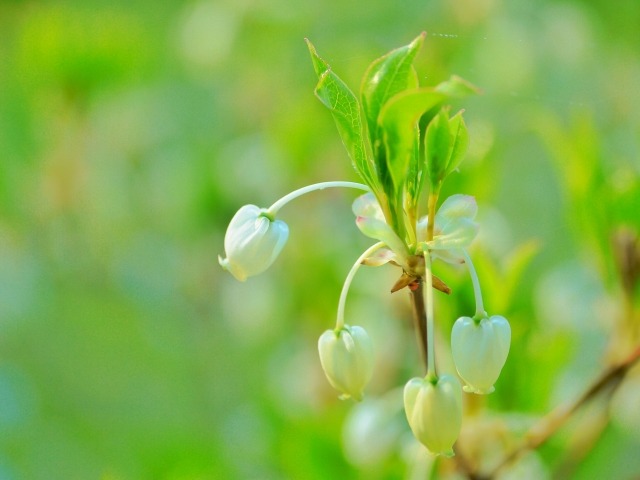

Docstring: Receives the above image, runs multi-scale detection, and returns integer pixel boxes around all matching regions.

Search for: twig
[479,346,640,479]
[409,280,429,373]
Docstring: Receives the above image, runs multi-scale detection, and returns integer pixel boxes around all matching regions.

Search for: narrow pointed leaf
[425,107,452,186]
[445,111,469,176]
[306,40,375,188]
[360,33,424,141]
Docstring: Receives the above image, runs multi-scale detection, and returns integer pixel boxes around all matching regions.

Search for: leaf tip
[304,37,313,50]
[410,31,426,52]
[306,38,330,77]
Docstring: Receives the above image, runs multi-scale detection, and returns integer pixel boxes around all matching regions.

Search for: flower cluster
[219,34,512,459]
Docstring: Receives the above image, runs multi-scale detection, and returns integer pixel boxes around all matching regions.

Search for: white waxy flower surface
[318,325,374,401]
[451,315,511,394]
[218,205,289,281]
[403,374,462,457]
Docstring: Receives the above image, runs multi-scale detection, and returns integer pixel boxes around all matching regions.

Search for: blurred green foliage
[1,0,639,478]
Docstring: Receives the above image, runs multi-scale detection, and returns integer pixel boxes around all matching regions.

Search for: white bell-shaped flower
[219,205,289,281]
[403,374,462,457]
[451,315,511,394]
[318,325,374,401]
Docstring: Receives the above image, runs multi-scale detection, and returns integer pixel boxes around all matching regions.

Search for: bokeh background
[1,0,639,478]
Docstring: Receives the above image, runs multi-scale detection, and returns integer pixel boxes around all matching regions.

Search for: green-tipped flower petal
[451,315,511,394]
[403,374,462,457]
[318,325,374,401]
[417,194,479,262]
[352,193,409,266]
[219,205,289,281]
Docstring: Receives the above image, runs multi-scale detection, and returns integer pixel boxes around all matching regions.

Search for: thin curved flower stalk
[220,34,514,468]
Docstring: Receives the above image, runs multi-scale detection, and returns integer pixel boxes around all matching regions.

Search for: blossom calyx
[403,374,462,457]
[219,205,289,281]
[451,315,511,394]
[318,325,374,401]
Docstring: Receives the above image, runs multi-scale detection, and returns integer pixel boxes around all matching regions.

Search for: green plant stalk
[407,183,442,374]
[266,181,370,217]
[426,184,441,241]
[336,242,386,330]
[423,250,437,380]
[461,249,487,320]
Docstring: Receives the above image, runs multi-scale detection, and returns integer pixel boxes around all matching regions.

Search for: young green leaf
[360,33,425,142]
[378,89,446,196]
[425,107,453,187]
[306,39,376,189]
[445,111,469,176]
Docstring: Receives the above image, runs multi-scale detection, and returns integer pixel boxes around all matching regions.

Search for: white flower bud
[318,325,374,401]
[403,374,462,457]
[219,205,289,281]
[451,315,511,394]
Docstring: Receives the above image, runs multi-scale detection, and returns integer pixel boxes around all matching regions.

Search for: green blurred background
[1,0,639,478]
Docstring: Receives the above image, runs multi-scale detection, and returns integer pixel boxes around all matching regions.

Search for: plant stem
[426,189,439,242]
[461,249,486,319]
[266,181,369,216]
[423,251,437,380]
[335,242,385,330]
[409,281,428,372]
[415,185,440,378]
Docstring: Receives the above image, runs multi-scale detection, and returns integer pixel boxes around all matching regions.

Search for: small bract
[451,315,511,394]
[318,325,374,401]
[403,374,462,457]
[218,205,289,281]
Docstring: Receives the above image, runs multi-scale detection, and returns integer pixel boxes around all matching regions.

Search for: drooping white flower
[451,315,511,394]
[403,374,462,457]
[318,325,374,401]
[219,205,289,281]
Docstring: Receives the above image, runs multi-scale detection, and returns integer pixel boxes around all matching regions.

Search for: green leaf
[425,107,453,187]
[305,39,375,188]
[360,33,425,142]
[445,110,469,176]
[378,88,446,195]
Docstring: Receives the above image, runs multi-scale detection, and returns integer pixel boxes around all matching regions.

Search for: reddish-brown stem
[409,280,429,373]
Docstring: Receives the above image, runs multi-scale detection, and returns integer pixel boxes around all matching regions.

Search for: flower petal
[436,194,478,221]
[352,192,385,220]
[432,249,465,264]
[404,374,462,456]
[361,247,399,267]
[220,205,289,281]
[451,315,511,394]
[318,325,375,401]
[418,194,479,250]
[428,217,479,250]
[356,215,407,256]
[353,194,409,266]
